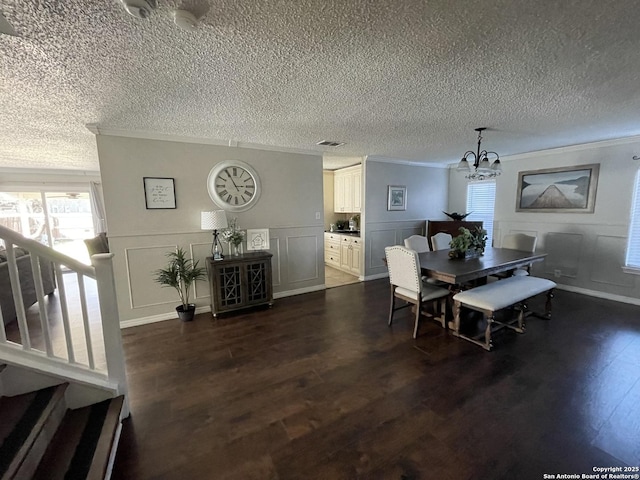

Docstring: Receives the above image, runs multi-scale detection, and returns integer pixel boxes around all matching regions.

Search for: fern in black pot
[154,247,205,321]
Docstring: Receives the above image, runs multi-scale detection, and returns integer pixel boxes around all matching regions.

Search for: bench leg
[516,302,527,333]
[544,288,554,319]
[483,314,494,351]
[450,301,461,336]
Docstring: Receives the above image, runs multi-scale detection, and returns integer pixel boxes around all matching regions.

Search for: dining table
[417,247,547,286]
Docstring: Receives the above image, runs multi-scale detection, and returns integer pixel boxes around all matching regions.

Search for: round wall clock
[207,160,261,212]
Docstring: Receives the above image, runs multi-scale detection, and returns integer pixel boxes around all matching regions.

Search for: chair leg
[450,300,461,335]
[413,300,421,339]
[388,286,396,326]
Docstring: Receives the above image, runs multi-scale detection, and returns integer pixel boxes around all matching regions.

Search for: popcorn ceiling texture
[1,0,640,171]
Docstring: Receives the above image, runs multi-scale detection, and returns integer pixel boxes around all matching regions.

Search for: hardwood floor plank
[111,281,640,479]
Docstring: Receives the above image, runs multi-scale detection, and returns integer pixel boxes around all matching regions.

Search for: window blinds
[466,181,496,247]
[625,170,640,269]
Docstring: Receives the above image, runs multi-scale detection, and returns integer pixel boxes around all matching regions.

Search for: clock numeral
[226,169,233,179]
[244,183,254,189]
[234,197,239,205]
[219,189,228,196]
[226,194,232,202]
[244,190,252,197]
[232,167,237,176]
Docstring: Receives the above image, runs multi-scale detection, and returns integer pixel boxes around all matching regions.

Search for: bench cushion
[453,276,557,312]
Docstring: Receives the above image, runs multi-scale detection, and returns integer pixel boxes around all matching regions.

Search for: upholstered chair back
[431,232,453,251]
[502,233,537,252]
[403,235,430,253]
[385,246,421,299]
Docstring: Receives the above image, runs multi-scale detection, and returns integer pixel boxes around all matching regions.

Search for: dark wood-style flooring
[112,279,640,480]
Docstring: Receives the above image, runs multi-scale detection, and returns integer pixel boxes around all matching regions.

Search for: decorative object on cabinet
[387,185,406,211]
[206,252,273,317]
[456,127,502,181]
[143,177,176,209]
[201,210,228,260]
[221,217,245,256]
[426,220,483,251]
[442,211,471,221]
[516,164,599,213]
[207,160,261,212]
[154,247,206,322]
[247,229,270,251]
[448,227,488,259]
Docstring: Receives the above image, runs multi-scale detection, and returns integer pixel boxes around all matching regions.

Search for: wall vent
[316,140,345,147]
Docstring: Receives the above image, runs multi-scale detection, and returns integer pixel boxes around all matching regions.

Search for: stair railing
[0,225,128,410]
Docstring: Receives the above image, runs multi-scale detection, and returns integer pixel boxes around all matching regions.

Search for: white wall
[96,134,325,323]
[448,137,640,302]
[363,158,449,278]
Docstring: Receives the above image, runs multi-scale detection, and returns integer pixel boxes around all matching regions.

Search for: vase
[232,243,242,256]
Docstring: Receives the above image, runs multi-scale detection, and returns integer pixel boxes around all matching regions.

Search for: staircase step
[33,395,124,480]
[0,383,68,480]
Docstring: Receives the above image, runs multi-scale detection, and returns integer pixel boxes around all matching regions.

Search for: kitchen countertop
[325,230,360,237]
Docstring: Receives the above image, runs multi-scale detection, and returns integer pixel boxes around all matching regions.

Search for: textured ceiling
[1,0,640,172]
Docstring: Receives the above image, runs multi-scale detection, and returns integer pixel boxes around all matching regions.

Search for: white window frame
[623,169,640,275]
[466,180,496,247]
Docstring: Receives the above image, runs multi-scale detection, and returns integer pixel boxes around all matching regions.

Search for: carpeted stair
[0,383,123,480]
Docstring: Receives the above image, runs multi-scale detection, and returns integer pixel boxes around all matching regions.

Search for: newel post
[92,253,130,417]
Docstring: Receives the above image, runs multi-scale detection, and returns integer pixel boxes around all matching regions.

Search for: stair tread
[0,383,67,479]
[0,391,39,447]
[33,395,124,480]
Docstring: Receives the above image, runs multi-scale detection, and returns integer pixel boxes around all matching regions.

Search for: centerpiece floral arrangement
[448,226,488,259]
[221,217,245,254]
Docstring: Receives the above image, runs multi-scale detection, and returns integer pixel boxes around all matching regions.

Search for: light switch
[315,212,321,220]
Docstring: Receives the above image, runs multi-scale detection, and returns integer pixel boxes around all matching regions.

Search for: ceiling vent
[316,140,345,147]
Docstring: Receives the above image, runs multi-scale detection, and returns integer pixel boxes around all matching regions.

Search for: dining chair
[496,233,538,277]
[404,235,430,253]
[384,246,450,338]
[431,232,453,251]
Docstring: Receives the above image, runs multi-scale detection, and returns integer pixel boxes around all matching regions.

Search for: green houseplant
[448,226,488,259]
[154,247,206,321]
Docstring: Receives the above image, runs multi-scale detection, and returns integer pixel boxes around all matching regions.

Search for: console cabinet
[206,252,273,317]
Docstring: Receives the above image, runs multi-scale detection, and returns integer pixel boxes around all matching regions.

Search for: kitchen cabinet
[333,165,361,213]
[324,232,361,276]
[206,252,273,317]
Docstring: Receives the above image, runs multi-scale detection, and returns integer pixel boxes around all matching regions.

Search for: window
[0,190,95,264]
[624,170,640,273]
[466,181,496,247]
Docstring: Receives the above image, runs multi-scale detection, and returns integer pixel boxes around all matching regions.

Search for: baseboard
[555,284,640,306]
[120,305,211,329]
[122,286,327,328]
[273,285,326,299]
[363,272,389,281]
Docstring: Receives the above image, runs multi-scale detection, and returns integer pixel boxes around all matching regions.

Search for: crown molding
[0,166,100,176]
[85,124,323,158]
[365,155,448,169]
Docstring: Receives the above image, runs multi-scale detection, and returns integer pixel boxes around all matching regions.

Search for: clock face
[207,160,261,212]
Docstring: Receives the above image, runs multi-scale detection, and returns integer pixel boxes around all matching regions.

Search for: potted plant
[448,226,488,259]
[154,247,205,321]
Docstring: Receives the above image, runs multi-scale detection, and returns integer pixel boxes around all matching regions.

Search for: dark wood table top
[417,247,547,285]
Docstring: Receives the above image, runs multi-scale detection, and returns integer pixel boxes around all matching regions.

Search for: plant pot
[176,304,196,322]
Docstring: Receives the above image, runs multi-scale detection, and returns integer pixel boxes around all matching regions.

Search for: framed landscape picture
[387,185,407,211]
[516,164,599,213]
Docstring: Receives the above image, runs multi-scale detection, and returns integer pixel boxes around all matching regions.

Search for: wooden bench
[451,276,557,351]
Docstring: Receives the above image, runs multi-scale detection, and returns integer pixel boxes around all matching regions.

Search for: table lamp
[201,210,228,260]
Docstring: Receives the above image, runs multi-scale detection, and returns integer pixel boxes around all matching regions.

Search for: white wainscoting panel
[590,235,635,287]
[286,235,319,283]
[270,237,281,287]
[125,245,179,309]
[544,232,584,278]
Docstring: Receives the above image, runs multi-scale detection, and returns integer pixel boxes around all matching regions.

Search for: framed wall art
[516,164,599,213]
[387,185,407,211]
[246,228,270,251]
[143,177,176,209]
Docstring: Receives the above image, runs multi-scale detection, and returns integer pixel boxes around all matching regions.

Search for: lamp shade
[201,210,228,230]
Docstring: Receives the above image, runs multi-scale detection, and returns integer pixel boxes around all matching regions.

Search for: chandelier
[456,127,502,180]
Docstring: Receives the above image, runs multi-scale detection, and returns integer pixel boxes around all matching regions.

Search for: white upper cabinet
[333,165,362,213]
